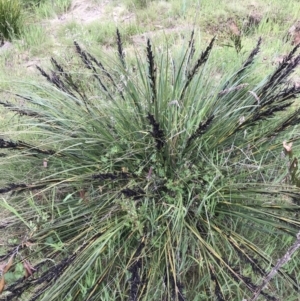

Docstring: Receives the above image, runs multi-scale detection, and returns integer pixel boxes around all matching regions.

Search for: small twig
[249,230,300,301]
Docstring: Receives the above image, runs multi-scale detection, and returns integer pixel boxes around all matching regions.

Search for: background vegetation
[0,0,300,300]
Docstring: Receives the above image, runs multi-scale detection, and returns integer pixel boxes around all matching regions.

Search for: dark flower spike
[0,183,27,194]
[74,41,114,101]
[228,236,266,276]
[146,39,157,103]
[50,71,74,95]
[232,270,278,301]
[174,280,186,301]
[36,65,75,98]
[187,36,215,80]
[121,187,145,200]
[228,80,300,138]
[92,172,131,181]
[128,239,145,301]
[180,36,215,100]
[87,52,115,84]
[188,29,195,49]
[259,44,300,100]
[0,182,50,194]
[116,28,126,69]
[147,113,165,150]
[74,41,92,69]
[50,57,88,102]
[187,114,214,146]
[3,236,101,301]
[207,251,269,298]
[260,84,300,108]
[271,108,300,135]
[50,57,64,74]
[0,138,55,155]
[36,65,52,82]
[166,272,186,301]
[251,102,293,123]
[186,29,196,71]
[209,266,225,301]
[0,100,45,118]
[15,94,33,102]
[236,37,262,78]
[221,38,261,91]
[87,51,125,100]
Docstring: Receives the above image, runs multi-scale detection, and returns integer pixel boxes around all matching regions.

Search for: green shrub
[0,0,23,40]
[1,31,300,300]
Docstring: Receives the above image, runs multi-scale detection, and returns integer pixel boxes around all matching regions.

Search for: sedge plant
[1,30,300,301]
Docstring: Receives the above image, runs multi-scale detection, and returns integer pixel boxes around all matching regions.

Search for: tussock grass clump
[0,0,22,41]
[1,31,300,300]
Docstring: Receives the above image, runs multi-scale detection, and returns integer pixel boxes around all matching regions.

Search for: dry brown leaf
[0,262,6,271]
[79,190,89,203]
[0,276,5,294]
[3,254,14,273]
[23,262,29,278]
[228,19,240,36]
[23,260,36,278]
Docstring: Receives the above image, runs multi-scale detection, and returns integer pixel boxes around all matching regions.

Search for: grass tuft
[1,30,300,301]
[0,0,23,41]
